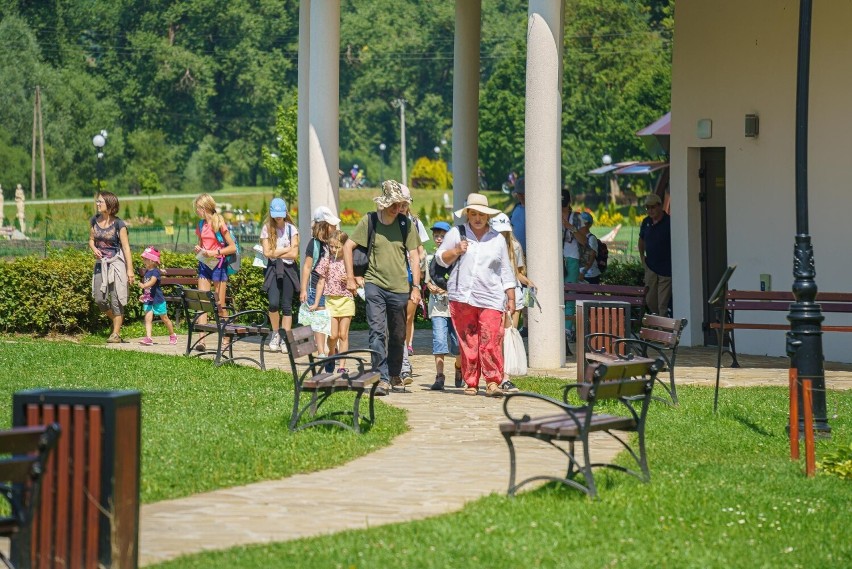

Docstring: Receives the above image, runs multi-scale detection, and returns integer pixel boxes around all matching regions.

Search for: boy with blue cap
[425,221,462,390]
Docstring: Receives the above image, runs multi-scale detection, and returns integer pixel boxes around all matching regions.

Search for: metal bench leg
[503,432,521,497]
[352,389,363,434]
[580,439,597,498]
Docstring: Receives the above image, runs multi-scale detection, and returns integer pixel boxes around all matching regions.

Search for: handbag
[503,324,528,376]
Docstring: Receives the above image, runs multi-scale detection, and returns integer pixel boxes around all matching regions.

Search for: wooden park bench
[586,314,688,404]
[179,287,272,370]
[0,424,61,569]
[282,326,381,433]
[709,289,852,370]
[499,357,663,498]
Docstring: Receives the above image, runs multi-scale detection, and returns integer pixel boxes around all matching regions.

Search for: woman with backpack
[576,212,602,284]
[261,198,300,352]
[193,193,237,350]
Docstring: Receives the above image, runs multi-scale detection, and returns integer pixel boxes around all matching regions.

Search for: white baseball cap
[312,205,341,226]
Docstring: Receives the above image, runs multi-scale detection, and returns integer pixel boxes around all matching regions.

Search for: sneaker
[390,376,405,391]
[138,337,153,346]
[518,327,528,338]
[106,333,123,344]
[500,380,520,394]
[268,332,280,352]
[337,368,349,376]
[485,382,504,397]
[407,344,414,356]
[454,368,464,388]
[195,343,207,352]
[429,374,446,391]
[169,334,178,345]
[400,370,413,385]
[375,380,391,396]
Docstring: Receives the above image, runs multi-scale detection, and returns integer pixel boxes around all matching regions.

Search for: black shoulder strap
[366,211,377,259]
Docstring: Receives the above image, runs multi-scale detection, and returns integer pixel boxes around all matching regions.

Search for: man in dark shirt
[638,193,672,316]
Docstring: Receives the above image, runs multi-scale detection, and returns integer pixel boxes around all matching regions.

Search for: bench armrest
[610,338,670,366]
[298,351,380,385]
[502,391,587,431]
[221,309,271,328]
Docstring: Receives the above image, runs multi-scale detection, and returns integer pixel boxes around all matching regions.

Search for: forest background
[0,0,672,201]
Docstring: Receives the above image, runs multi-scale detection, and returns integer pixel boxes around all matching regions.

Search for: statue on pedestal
[15,183,25,233]
[0,184,5,226]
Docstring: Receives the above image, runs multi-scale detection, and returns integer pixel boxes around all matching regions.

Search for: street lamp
[379,142,387,182]
[434,146,441,159]
[602,154,612,166]
[92,130,107,194]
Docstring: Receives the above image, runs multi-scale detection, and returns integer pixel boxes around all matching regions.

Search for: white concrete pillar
[452,0,481,212]
[308,0,340,220]
[524,0,565,369]
[297,0,312,258]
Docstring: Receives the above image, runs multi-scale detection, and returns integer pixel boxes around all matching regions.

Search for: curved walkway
[106,330,852,566]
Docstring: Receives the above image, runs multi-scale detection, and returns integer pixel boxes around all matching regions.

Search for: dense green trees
[0,0,671,200]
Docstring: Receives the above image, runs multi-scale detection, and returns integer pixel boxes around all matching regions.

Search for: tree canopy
[0,0,671,199]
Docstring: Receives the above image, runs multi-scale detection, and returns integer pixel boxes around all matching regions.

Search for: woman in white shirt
[436,193,515,397]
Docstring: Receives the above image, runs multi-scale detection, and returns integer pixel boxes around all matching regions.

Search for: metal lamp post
[92,131,107,195]
[379,143,387,182]
[787,0,830,435]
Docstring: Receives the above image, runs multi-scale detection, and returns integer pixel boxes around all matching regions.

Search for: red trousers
[450,301,505,387]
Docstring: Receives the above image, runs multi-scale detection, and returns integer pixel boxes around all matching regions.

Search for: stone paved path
[105,329,852,566]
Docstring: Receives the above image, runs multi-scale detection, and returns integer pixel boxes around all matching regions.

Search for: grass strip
[151,381,852,569]
[0,339,407,503]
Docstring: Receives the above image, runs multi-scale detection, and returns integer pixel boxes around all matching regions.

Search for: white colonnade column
[307,0,340,222]
[452,0,481,211]
[297,0,312,252]
[525,0,565,369]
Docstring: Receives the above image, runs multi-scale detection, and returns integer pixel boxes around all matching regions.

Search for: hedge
[0,248,642,335]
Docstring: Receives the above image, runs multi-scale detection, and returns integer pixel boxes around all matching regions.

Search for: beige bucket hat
[374,180,413,209]
[454,193,500,217]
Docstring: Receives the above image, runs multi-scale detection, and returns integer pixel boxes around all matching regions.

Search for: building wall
[671,0,852,361]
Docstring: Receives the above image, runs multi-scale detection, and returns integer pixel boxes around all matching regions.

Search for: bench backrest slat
[287,326,318,359]
[180,288,217,315]
[0,426,52,456]
[638,327,678,347]
[565,283,647,296]
[581,360,653,401]
[641,314,686,332]
[0,456,39,483]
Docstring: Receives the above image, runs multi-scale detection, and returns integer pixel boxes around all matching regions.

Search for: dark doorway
[700,148,728,345]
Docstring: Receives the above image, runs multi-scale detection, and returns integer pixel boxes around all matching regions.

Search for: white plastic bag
[252,244,268,268]
[503,325,528,376]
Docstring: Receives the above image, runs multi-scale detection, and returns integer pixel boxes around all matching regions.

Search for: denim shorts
[198,261,228,283]
[144,300,168,316]
[306,286,326,308]
[431,316,459,356]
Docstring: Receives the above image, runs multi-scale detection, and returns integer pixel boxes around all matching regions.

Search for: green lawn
[0,340,408,503]
[150,382,852,569]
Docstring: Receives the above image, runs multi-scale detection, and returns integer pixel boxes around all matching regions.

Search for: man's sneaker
[429,373,446,391]
[268,332,280,352]
[106,333,123,344]
[390,376,406,391]
[138,337,153,346]
[485,382,504,397]
[375,380,391,396]
[169,333,178,345]
[454,368,464,388]
[500,380,520,394]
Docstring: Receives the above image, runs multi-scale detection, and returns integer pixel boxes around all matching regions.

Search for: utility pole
[393,98,407,184]
[30,86,47,199]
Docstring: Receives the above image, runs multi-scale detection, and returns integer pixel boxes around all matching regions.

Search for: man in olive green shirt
[344,180,422,396]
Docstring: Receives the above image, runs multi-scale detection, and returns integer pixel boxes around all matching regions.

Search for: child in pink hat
[138,247,177,346]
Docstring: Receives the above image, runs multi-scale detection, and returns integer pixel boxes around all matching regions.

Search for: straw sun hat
[454,193,500,217]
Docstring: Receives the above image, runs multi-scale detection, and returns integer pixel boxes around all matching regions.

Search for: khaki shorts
[325,295,355,318]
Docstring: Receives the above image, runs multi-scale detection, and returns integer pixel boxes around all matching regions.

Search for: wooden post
[802,378,815,477]
[37,86,47,199]
[789,368,799,460]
